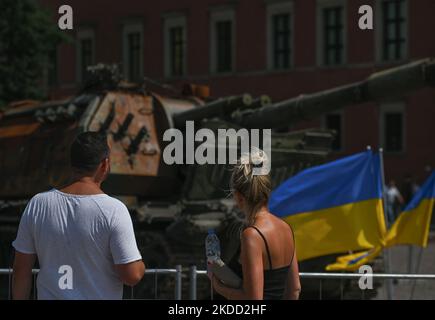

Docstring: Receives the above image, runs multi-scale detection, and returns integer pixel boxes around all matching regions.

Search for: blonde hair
[230,148,271,225]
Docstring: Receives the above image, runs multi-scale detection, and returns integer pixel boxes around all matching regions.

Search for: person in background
[401,175,420,205]
[386,179,404,226]
[210,149,301,300]
[12,132,145,299]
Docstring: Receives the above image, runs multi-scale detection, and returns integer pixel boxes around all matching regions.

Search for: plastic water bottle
[205,229,221,262]
[205,229,242,289]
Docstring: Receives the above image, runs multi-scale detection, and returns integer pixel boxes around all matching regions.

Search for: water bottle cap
[207,229,215,235]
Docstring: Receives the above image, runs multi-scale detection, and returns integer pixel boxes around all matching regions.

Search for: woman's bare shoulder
[268,213,294,237]
[241,226,262,240]
[240,227,265,252]
[268,211,289,226]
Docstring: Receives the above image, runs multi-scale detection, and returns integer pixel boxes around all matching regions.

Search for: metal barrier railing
[299,272,435,300]
[0,266,183,300]
[2,266,435,300]
[190,267,435,300]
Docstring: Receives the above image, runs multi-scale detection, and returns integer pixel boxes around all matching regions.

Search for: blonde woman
[211,149,301,300]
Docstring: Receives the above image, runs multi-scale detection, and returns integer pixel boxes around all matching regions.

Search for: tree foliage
[0,0,66,109]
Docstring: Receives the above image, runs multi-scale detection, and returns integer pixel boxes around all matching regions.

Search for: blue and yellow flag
[326,171,435,271]
[325,247,382,271]
[269,151,387,261]
[385,171,435,247]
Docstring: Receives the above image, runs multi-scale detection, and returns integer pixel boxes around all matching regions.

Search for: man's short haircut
[70,132,110,172]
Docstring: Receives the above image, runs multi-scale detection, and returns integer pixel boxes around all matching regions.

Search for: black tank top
[228,225,295,300]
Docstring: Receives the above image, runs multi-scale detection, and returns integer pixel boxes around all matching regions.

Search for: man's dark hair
[70,132,110,172]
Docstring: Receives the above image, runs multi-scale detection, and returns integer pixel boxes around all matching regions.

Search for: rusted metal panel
[88,92,161,177]
[0,123,40,138]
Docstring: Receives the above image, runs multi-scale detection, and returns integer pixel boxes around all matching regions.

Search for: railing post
[33,273,37,300]
[319,279,322,300]
[175,265,182,300]
[340,277,344,300]
[154,270,158,299]
[8,266,12,300]
[189,265,197,300]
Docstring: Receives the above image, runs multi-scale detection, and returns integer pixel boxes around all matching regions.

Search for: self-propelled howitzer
[0,59,434,299]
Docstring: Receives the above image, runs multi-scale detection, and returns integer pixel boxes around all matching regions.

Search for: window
[323,7,343,65]
[317,0,346,66]
[272,14,291,69]
[216,21,232,72]
[324,112,343,151]
[384,113,403,151]
[123,23,144,82]
[381,103,405,153]
[210,9,235,73]
[267,2,293,70]
[379,0,407,61]
[76,29,95,83]
[170,27,185,76]
[164,16,187,77]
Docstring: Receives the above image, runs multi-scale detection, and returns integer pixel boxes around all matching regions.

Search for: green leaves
[0,0,67,108]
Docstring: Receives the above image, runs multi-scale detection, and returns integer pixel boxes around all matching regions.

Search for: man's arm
[110,202,145,287]
[12,251,36,300]
[114,260,145,287]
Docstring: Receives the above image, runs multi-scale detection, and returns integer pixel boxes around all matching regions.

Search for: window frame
[76,28,96,83]
[122,22,144,82]
[266,1,294,71]
[322,110,345,152]
[375,0,409,63]
[164,15,187,78]
[380,102,406,154]
[210,9,235,74]
[316,0,347,67]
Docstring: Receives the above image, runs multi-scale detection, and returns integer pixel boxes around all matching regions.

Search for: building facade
[40,0,435,186]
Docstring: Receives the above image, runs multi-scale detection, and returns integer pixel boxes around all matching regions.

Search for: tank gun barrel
[173,94,252,128]
[251,95,272,108]
[238,58,435,128]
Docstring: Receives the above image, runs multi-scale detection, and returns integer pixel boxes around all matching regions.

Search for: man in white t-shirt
[12,132,145,299]
[386,179,404,225]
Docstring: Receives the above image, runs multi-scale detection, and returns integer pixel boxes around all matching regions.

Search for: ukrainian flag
[325,247,383,271]
[326,171,435,271]
[385,171,435,247]
[269,150,387,261]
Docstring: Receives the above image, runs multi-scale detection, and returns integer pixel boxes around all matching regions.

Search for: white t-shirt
[12,189,142,300]
[386,186,401,204]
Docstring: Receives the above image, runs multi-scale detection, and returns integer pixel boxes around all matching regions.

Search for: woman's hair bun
[239,147,270,176]
[230,147,271,225]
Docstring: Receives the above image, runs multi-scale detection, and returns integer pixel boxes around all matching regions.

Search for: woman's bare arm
[283,247,301,300]
[212,228,264,299]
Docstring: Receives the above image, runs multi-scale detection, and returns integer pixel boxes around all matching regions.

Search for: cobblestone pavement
[372,231,435,300]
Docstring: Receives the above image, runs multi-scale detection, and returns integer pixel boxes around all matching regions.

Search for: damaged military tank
[0,58,434,299]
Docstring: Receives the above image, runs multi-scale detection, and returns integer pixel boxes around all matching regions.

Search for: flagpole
[409,246,424,300]
[378,147,394,300]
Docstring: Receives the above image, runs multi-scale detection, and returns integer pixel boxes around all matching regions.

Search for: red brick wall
[39,0,435,185]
